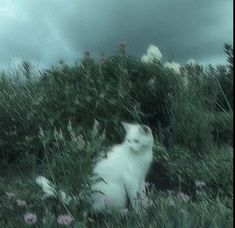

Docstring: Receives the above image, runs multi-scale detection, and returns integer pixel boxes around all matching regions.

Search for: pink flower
[24,213,37,225]
[57,214,74,225]
[16,199,27,207]
[5,192,15,198]
[178,192,190,202]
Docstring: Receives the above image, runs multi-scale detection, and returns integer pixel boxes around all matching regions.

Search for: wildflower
[57,214,74,225]
[178,192,190,202]
[141,54,150,63]
[5,192,15,198]
[24,213,37,225]
[195,180,206,188]
[16,199,27,207]
[141,44,162,63]
[35,176,56,198]
[147,44,162,61]
[164,61,181,74]
[59,191,72,205]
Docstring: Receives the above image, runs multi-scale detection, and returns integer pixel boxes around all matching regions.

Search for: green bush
[0,75,39,162]
[164,145,233,197]
[0,44,233,227]
[0,44,233,199]
[212,111,233,146]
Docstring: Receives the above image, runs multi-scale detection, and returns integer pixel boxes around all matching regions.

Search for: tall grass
[0,44,233,227]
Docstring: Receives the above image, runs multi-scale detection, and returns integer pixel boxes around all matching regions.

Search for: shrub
[165,145,233,197]
[0,75,39,162]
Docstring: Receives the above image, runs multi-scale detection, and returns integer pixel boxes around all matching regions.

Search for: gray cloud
[0,0,233,70]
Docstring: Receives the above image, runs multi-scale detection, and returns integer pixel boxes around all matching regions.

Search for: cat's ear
[121,122,131,132]
[140,125,151,135]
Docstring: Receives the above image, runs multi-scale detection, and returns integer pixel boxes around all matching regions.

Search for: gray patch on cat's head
[122,122,153,153]
[140,124,152,135]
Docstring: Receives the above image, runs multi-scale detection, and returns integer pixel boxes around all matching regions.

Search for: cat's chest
[94,147,152,180]
[125,157,149,172]
[120,152,152,177]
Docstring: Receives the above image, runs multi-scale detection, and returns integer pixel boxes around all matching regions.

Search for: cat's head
[122,122,153,153]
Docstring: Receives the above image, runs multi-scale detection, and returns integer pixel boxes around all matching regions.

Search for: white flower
[57,214,74,225]
[16,199,27,207]
[178,192,190,202]
[164,61,181,74]
[195,180,206,188]
[141,54,150,63]
[24,213,37,225]
[147,44,162,61]
[141,44,162,63]
[5,192,15,198]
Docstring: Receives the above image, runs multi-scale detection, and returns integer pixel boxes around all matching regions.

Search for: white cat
[36,122,153,212]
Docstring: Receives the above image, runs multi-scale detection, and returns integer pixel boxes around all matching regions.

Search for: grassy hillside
[0,44,233,227]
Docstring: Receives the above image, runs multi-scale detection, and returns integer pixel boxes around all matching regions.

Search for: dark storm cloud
[0,0,233,70]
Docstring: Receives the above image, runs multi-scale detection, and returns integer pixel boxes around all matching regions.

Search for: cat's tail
[35,176,74,205]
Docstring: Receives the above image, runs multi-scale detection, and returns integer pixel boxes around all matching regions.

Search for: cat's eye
[127,139,131,143]
[134,139,139,143]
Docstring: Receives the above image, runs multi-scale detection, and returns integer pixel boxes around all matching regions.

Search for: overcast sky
[0,0,233,70]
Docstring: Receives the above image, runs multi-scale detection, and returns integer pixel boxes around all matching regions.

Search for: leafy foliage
[0,44,233,227]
